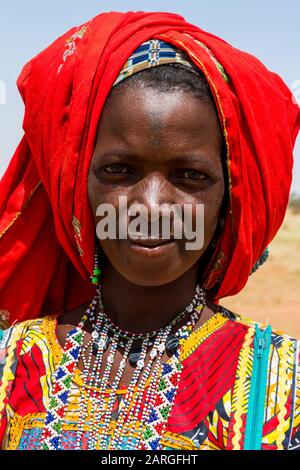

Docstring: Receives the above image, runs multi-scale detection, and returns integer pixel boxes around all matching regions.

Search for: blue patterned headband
[113,39,197,87]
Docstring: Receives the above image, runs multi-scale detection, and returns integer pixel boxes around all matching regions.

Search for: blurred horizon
[0,0,299,193]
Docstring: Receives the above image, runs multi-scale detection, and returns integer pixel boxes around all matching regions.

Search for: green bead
[49,397,58,409]
[160,405,170,419]
[52,422,62,433]
[63,376,72,389]
[91,276,99,284]
[93,267,102,276]
[61,353,69,365]
[144,426,154,439]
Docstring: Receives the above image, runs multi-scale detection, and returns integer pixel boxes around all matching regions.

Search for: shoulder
[219,305,299,373]
[0,316,49,349]
[0,314,58,371]
[0,314,59,407]
[219,304,299,344]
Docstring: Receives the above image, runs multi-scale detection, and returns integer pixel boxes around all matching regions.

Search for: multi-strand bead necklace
[39,283,206,450]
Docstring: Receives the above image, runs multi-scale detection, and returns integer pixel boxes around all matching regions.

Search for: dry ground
[221,206,300,339]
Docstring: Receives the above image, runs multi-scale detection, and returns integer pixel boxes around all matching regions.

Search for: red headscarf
[0,11,299,325]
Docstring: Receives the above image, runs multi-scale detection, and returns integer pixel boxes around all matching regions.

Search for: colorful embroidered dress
[0,307,299,450]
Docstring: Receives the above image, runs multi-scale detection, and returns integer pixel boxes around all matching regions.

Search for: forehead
[96,86,222,150]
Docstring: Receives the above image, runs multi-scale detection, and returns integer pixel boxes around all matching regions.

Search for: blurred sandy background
[222,202,300,339]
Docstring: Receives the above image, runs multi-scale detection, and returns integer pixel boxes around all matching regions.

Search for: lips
[128,236,174,247]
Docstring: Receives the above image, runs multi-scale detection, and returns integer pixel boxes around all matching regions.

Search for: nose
[128,172,177,211]
[126,172,179,238]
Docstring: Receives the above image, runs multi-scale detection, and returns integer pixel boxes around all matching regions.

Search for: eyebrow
[95,149,213,166]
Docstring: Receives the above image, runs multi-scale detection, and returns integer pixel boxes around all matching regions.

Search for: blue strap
[244,324,272,450]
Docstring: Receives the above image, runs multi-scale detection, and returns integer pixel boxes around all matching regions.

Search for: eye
[180,169,207,181]
[104,163,130,174]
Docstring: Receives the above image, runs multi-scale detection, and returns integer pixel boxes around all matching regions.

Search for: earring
[91,243,102,285]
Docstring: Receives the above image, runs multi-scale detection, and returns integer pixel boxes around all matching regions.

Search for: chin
[116,266,185,287]
[111,255,197,287]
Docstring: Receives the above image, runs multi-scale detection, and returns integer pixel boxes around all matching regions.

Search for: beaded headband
[113,38,198,87]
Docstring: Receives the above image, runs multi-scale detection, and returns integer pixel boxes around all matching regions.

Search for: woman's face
[88,83,225,286]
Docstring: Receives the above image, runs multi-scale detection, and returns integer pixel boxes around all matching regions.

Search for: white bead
[107,354,114,364]
[99,338,107,347]
[91,330,99,339]
[137,359,144,369]
[150,349,157,359]
[158,343,165,353]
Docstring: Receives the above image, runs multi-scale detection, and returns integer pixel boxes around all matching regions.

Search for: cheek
[88,174,119,222]
[196,181,225,244]
[87,174,99,220]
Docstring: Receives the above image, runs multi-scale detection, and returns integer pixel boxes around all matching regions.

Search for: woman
[0,11,299,450]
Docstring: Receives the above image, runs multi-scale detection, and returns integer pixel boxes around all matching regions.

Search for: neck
[101,263,201,333]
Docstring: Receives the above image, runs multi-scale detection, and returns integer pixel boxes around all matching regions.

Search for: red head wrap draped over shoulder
[0,11,299,325]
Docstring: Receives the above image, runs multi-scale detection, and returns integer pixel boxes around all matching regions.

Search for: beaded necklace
[40,284,206,450]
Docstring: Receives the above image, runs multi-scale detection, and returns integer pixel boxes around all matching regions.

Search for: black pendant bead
[92,335,110,355]
[165,334,179,354]
[128,347,142,367]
